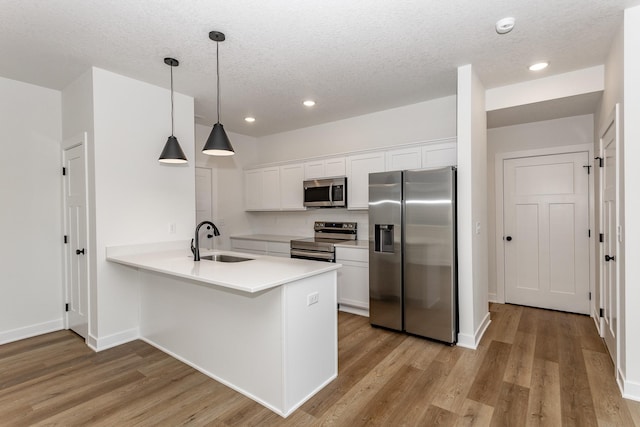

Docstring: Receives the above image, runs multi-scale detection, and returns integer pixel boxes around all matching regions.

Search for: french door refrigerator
[368,167,458,344]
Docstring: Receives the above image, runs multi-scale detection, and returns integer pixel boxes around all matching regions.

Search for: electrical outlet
[169,223,176,234]
[307,292,319,306]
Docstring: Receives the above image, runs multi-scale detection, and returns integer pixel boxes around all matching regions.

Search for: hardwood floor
[1,303,639,426]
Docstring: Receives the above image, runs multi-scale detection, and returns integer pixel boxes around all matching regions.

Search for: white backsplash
[247,210,369,240]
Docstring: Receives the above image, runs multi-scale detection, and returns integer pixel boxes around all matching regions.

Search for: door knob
[605,254,615,262]
[76,248,85,255]
[505,236,513,241]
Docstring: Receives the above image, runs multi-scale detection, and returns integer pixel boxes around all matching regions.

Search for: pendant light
[159,57,188,164]
[202,31,235,156]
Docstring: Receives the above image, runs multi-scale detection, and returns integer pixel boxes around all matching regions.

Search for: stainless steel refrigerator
[368,167,457,344]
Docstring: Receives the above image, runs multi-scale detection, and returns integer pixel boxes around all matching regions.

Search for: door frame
[598,104,621,366]
[494,143,595,315]
[61,132,91,339]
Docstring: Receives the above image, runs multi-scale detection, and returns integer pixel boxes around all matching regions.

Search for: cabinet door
[304,161,325,180]
[337,261,369,309]
[280,164,305,210]
[244,169,263,210]
[324,157,346,177]
[346,152,385,209]
[261,168,281,210]
[385,147,422,171]
[422,143,457,168]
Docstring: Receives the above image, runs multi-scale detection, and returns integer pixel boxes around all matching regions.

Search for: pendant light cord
[216,41,221,124]
[170,63,175,136]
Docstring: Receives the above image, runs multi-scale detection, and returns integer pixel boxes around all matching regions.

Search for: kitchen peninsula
[107,241,340,418]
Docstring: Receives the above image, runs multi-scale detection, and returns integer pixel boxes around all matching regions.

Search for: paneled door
[503,152,590,314]
[601,107,619,363]
[63,142,88,338]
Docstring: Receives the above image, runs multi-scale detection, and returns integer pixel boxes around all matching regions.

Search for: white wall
[89,68,195,348]
[623,5,640,399]
[210,96,457,242]
[486,115,595,300]
[255,96,456,165]
[194,124,258,250]
[486,66,604,112]
[0,76,63,343]
[457,64,489,349]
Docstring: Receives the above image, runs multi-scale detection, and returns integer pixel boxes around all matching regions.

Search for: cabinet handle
[76,248,85,255]
[505,236,513,242]
[605,254,615,262]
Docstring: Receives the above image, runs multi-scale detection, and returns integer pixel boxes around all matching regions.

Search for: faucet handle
[190,238,196,256]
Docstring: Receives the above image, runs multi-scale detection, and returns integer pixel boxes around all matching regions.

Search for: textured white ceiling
[1,0,638,137]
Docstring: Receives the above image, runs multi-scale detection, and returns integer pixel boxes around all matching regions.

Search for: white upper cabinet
[244,167,281,211]
[279,163,305,210]
[244,169,264,211]
[324,157,346,177]
[304,157,346,179]
[385,147,422,171]
[346,152,385,210]
[422,142,457,168]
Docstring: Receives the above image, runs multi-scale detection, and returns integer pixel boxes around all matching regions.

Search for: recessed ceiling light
[244,117,256,123]
[496,17,515,34]
[303,100,316,107]
[529,62,549,71]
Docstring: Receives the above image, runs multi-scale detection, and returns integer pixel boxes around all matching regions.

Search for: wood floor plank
[467,340,512,407]
[489,381,530,427]
[503,331,536,388]
[583,348,636,426]
[420,404,459,426]
[455,399,494,427]
[1,305,636,426]
[431,344,488,414]
[527,358,561,427]
[557,334,598,426]
[392,348,462,425]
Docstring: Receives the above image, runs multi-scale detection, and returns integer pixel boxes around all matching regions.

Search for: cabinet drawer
[230,239,268,253]
[336,247,368,263]
[268,241,291,255]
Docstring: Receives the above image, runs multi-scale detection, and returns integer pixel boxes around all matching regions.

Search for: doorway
[62,134,89,339]
[495,145,594,315]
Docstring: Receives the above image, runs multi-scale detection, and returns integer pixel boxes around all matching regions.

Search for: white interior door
[601,111,618,363]
[63,143,88,338]
[503,152,590,314]
[195,167,213,249]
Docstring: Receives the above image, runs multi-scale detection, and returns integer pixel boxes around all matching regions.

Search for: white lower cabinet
[230,238,291,257]
[335,247,369,317]
[230,238,268,255]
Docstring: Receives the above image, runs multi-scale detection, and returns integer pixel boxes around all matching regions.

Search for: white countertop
[334,240,369,249]
[106,242,340,293]
[230,234,306,243]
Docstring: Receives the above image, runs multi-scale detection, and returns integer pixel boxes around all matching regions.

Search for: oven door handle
[290,249,335,260]
[329,183,333,204]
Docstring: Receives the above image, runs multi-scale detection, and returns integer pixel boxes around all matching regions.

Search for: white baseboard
[89,328,139,352]
[488,292,498,303]
[457,311,491,350]
[0,318,64,345]
[620,370,640,402]
[338,305,369,317]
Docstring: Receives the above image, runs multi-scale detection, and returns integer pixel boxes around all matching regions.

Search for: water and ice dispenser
[374,224,395,253]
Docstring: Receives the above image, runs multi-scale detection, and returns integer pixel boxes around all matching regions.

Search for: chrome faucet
[191,220,220,261]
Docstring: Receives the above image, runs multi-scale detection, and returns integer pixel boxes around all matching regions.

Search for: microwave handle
[329,183,333,203]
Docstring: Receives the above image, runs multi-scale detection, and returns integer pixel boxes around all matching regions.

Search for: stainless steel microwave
[303,177,347,208]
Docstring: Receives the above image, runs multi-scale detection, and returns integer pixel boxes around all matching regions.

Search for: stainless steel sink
[200,254,253,263]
